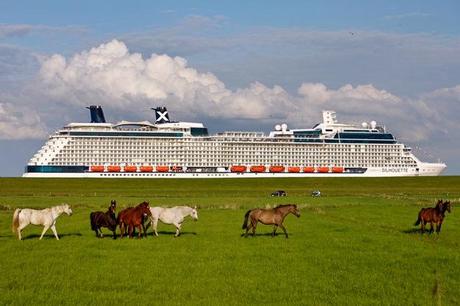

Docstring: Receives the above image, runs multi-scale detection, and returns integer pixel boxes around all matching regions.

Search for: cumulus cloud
[39,39,296,120]
[17,39,457,146]
[0,102,47,139]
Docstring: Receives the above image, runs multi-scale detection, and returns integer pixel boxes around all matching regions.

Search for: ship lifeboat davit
[269,165,285,173]
[303,167,315,173]
[107,165,121,172]
[318,166,330,173]
[250,165,266,173]
[288,166,301,173]
[231,165,247,173]
[156,166,169,173]
[124,165,137,172]
[90,165,104,172]
[332,167,344,173]
[140,165,153,172]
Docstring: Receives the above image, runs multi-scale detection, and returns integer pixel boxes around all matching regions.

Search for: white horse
[149,206,198,237]
[12,204,73,240]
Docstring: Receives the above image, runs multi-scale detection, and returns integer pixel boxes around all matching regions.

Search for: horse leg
[137,224,142,239]
[50,224,60,240]
[128,225,133,238]
[39,224,51,240]
[437,222,442,234]
[119,223,124,238]
[173,222,182,237]
[251,220,257,237]
[272,225,278,237]
[152,218,159,237]
[244,222,251,238]
[429,222,434,234]
[279,223,289,238]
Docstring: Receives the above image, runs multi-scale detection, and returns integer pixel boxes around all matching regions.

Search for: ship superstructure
[23,106,446,178]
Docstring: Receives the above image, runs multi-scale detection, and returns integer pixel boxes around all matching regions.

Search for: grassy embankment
[0,177,459,305]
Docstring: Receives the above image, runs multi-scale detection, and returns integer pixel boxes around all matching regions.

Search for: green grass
[0,177,459,305]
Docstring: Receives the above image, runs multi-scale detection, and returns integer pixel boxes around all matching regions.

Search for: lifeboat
[124,165,137,172]
[90,165,104,172]
[107,165,121,172]
[318,166,330,173]
[269,166,285,173]
[332,167,344,173]
[231,165,247,173]
[156,166,169,173]
[140,165,153,172]
[288,166,301,173]
[303,166,315,173]
[250,165,266,173]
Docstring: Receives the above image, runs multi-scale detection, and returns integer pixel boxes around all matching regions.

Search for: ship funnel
[86,105,106,123]
[152,106,170,124]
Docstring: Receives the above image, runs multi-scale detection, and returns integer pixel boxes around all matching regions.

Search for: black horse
[90,200,117,239]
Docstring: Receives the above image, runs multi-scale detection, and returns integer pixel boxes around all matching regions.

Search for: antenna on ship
[152,106,170,124]
[86,105,106,123]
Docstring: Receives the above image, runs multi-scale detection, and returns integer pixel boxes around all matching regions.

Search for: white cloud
[27,39,460,146]
[0,102,47,139]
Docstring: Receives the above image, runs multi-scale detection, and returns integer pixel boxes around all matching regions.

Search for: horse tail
[90,212,97,231]
[12,209,21,234]
[414,211,422,226]
[242,209,252,229]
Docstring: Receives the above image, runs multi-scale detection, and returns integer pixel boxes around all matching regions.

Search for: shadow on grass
[21,232,83,240]
[402,228,421,235]
[240,232,292,238]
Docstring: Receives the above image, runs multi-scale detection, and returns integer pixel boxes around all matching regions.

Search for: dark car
[271,190,287,197]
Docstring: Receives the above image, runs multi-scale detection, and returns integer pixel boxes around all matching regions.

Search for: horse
[11,203,73,240]
[242,204,300,238]
[414,199,452,234]
[148,206,198,237]
[90,200,117,239]
[117,201,152,238]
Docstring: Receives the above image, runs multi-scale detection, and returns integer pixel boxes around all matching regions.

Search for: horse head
[290,204,301,218]
[110,200,117,212]
[190,206,198,221]
[62,203,73,216]
[444,201,452,213]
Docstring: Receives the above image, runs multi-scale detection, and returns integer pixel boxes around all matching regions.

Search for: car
[311,190,321,197]
[271,190,287,197]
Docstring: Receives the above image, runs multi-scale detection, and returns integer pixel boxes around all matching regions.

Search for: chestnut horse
[117,201,152,238]
[90,200,117,239]
[414,200,452,234]
[242,204,300,238]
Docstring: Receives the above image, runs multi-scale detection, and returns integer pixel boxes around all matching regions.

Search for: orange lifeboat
[303,167,315,173]
[140,165,153,172]
[124,165,137,172]
[231,165,247,173]
[171,166,183,172]
[288,166,301,173]
[156,166,169,173]
[269,166,285,173]
[90,165,104,172]
[318,166,330,173]
[332,167,344,173]
[250,165,266,173]
[107,165,121,172]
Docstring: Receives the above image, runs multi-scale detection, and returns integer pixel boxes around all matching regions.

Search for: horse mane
[274,204,297,209]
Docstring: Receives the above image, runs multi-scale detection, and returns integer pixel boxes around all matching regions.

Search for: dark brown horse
[117,201,152,238]
[90,200,117,239]
[414,200,452,234]
[242,204,300,238]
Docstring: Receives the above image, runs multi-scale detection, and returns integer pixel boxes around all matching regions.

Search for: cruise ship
[23,106,446,178]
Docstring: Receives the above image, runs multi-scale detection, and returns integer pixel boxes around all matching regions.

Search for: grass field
[0,177,459,305]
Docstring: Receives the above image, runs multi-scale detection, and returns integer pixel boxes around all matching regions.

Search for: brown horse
[414,200,452,234]
[242,204,300,238]
[90,200,117,239]
[117,201,152,238]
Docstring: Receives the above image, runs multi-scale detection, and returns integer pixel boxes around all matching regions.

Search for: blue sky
[0,1,459,175]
